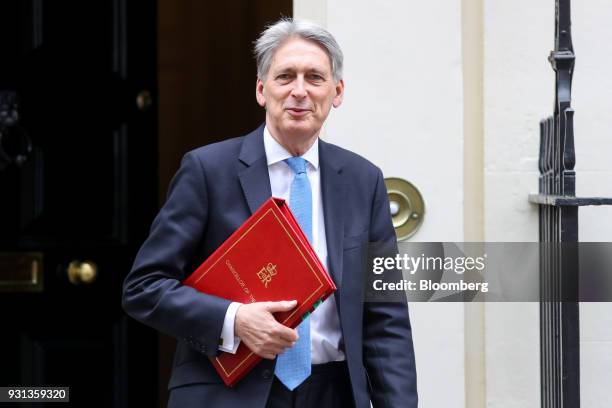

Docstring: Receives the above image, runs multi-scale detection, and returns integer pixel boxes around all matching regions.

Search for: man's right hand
[234,300,299,360]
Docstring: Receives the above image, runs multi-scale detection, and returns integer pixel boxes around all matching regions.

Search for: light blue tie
[274,156,312,390]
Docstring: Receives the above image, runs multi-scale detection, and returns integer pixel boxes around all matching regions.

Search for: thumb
[265,300,298,313]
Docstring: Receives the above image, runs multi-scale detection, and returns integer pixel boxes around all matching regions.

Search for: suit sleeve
[122,151,231,357]
[363,168,418,407]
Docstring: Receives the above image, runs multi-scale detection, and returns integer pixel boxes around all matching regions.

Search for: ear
[255,78,266,108]
[332,79,345,108]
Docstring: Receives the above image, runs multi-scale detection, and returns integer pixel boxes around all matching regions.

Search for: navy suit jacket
[122,125,417,407]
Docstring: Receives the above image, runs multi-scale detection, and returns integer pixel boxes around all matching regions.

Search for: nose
[290,76,307,99]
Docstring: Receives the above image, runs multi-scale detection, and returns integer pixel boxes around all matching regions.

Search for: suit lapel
[238,124,272,214]
[319,139,345,288]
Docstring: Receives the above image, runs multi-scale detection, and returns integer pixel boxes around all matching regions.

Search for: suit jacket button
[262,369,272,380]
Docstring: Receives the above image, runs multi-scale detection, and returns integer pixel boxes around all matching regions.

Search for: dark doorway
[156,1,291,405]
[0,1,158,407]
[0,0,291,406]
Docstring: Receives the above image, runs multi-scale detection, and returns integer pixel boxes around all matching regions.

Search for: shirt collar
[263,126,319,170]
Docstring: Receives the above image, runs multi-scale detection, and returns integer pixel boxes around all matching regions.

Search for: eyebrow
[309,68,328,76]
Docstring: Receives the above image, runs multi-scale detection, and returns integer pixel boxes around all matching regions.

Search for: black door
[0,1,158,407]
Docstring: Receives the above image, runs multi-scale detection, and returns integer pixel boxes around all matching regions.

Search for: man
[123,18,417,408]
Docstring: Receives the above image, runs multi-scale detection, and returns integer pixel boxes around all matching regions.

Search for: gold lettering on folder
[257,263,277,288]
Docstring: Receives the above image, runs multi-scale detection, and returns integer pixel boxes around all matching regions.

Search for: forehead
[269,37,332,72]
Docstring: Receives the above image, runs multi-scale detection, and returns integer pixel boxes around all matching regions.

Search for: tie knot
[284,157,308,175]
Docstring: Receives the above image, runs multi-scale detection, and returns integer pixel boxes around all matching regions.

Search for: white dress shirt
[218,126,345,364]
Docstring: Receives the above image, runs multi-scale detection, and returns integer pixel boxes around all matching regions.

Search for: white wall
[572,1,612,407]
[294,1,466,407]
[572,1,612,238]
[482,0,550,406]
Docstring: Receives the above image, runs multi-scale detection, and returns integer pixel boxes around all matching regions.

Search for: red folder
[183,197,337,387]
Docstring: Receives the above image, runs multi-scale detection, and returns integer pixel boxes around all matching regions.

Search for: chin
[285,119,320,135]
[290,129,319,141]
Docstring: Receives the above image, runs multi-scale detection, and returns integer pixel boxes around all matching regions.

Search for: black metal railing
[529,1,612,406]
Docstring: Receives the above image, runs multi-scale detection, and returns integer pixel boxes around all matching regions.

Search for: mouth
[285,107,312,117]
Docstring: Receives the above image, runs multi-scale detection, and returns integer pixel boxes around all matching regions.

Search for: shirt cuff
[219,302,242,354]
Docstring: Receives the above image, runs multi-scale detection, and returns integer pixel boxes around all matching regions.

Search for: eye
[275,73,292,82]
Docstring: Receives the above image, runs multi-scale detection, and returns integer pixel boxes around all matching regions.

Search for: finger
[275,325,299,342]
[269,332,297,348]
[272,337,296,349]
[260,352,276,360]
[265,300,298,313]
[264,344,286,356]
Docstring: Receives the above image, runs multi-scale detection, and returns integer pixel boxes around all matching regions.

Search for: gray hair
[254,18,343,82]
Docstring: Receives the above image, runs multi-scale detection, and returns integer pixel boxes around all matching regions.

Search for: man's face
[256,37,344,143]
